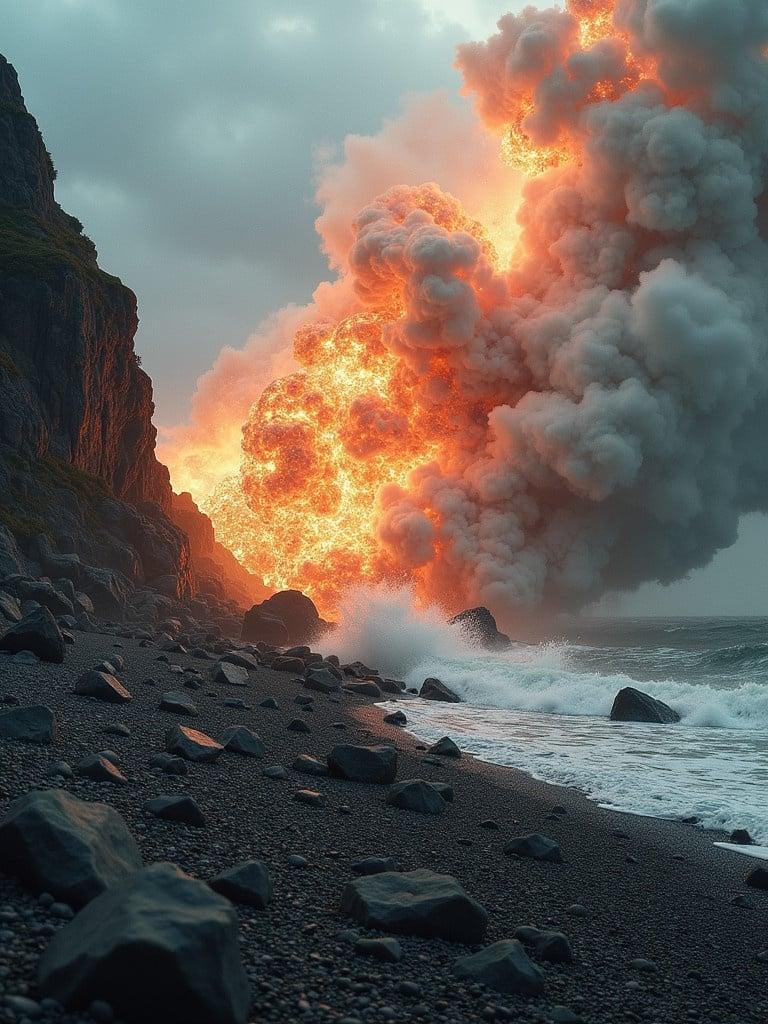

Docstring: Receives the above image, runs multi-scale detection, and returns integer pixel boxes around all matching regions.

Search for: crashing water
[324,588,768,844]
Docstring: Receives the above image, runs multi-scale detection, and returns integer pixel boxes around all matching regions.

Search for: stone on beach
[504,833,564,862]
[159,691,199,715]
[166,724,224,763]
[387,779,447,815]
[76,754,127,784]
[73,670,132,704]
[303,668,340,693]
[145,794,206,827]
[0,704,58,744]
[0,789,142,906]
[0,605,65,663]
[209,859,272,909]
[212,661,249,688]
[515,926,575,963]
[37,862,250,1024]
[327,743,398,784]
[429,736,462,758]
[609,686,680,724]
[453,939,544,994]
[221,725,265,757]
[419,677,461,702]
[340,868,488,943]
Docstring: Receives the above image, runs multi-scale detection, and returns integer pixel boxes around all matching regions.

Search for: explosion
[166,0,768,622]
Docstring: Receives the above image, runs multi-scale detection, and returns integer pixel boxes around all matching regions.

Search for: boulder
[383,710,407,726]
[609,686,680,724]
[730,829,753,845]
[73,670,132,704]
[429,736,462,758]
[449,607,511,651]
[145,795,206,827]
[340,868,488,943]
[0,605,65,663]
[244,589,322,645]
[159,691,199,716]
[166,725,224,763]
[354,936,402,962]
[149,752,188,775]
[351,856,397,876]
[504,833,563,863]
[420,677,461,703]
[343,680,383,698]
[209,860,272,909]
[746,865,768,890]
[293,754,327,776]
[327,744,398,784]
[303,668,340,694]
[2,578,74,617]
[0,790,142,906]
[0,704,58,744]
[240,609,289,646]
[212,662,249,688]
[37,862,250,1024]
[271,655,305,674]
[453,939,544,995]
[220,651,259,671]
[515,926,575,963]
[342,661,379,679]
[0,590,22,623]
[386,779,446,815]
[76,754,127,784]
[221,726,265,757]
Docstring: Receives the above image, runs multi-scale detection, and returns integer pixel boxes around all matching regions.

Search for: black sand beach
[1,629,766,1024]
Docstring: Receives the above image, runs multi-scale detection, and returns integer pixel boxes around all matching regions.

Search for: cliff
[0,53,262,624]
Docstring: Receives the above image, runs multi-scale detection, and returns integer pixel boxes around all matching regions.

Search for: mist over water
[325,588,768,842]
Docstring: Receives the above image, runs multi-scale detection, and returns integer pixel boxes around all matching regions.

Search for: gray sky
[2,0,766,615]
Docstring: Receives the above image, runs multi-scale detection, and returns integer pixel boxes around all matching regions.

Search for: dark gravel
[0,628,767,1024]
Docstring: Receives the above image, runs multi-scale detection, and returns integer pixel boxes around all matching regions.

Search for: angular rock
[420,677,461,703]
[272,655,305,674]
[449,607,511,651]
[166,724,224,763]
[145,795,205,827]
[37,862,250,1024]
[515,926,574,963]
[209,860,272,909]
[729,829,753,845]
[0,790,142,906]
[327,744,398,784]
[609,686,680,724]
[343,680,383,698]
[212,662,249,688]
[351,856,397,876]
[746,865,768,890]
[294,789,324,807]
[149,752,188,775]
[159,691,198,716]
[0,606,65,663]
[429,736,462,758]
[220,651,259,671]
[383,710,407,726]
[73,670,132,704]
[245,590,323,645]
[354,936,402,962]
[387,779,446,815]
[287,718,311,733]
[379,678,405,694]
[293,754,327,776]
[453,939,544,995]
[0,704,58,744]
[342,661,379,679]
[76,754,127,785]
[340,869,488,943]
[240,609,289,646]
[0,590,22,623]
[303,668,340,694]
[504,833,563,863]
[221,726,265,757]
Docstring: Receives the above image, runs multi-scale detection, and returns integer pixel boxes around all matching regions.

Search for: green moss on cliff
[0,205,122,290]
[38,455,109,505]
[0,503,50,541]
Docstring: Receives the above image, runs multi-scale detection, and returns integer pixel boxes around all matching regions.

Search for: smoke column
[163,1,768,623]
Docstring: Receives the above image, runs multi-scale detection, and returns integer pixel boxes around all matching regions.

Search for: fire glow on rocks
[168,0,768,621]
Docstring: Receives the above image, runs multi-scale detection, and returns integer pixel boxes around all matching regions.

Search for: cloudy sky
[2,0,767,614]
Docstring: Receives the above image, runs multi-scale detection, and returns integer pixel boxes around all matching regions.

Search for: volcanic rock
[354,936,402,962]
[287,718,311,733]
[0,789,142,906]
[387,779,447,815]
[429,736,462,758]
[0,589,22,622]
[340,869,488,943]
[220,650,259,670]
[294,789,324,807]
[0,605,65,662]
[515,926,575,963]
[504,833,564,863]
[303,668,341,693]
[244,589,325,645]
[293,754,328,776]
[221,725,265,757]
[37,862,250,1024]
[420,677,461,702]
[746,865,768,890]
[384,710,407,725]
[327,743,398,784]
[449,607,511,651]
[149,752,188,775]
[0,703,58,743]
[271,655,306,674]
[76,754,127,784]
[730,829,754,845]
[166,724,224,763]
[209,860,272,909]
[212,661,249,688]
[453,939,544,995]
[343,680,384,698]
[73,669,132,703]
[610,686,680,724]
[351,856,397,875]
[159,691,198,715]
[240,609,289,646]
[145,794,206,827]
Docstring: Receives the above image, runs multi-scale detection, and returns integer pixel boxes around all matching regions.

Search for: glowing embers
[206,313,438,614]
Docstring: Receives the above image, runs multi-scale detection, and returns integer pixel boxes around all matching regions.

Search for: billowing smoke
[165,1,768,623]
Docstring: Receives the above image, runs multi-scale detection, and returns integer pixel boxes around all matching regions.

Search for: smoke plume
[164,1,768,622]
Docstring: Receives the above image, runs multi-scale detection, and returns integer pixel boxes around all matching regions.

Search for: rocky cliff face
[0,53,261,625]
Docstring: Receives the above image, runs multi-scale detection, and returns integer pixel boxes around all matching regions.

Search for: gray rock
[351,856,397,876]
[354,936,402,962]
[220,651,260,671]
[271,656,305,674]
[343,680,383,698]
[504,833,563,863]
[341,869,488,943]
[429,736,462,758]
[0,704,58,744]
[101,723,131,737]
[383,710,407,725]
[149,752,188,775]
[449,607,511,651]
[259,697,279,709]
[221,726,265,757]
[209,860,271,909]
[294,789,324,807]
[73,670,132,704]
[419,677,461,702]
[76,755,127,785]
[303,668,340,693]
[0,589,22,623]
[386,779,446,815]
[262,765,288,780]
[166,725,224,763]
[159,691,198,715]
[37,862,250,1024]
[0,790,142,906]
[515,926,575,963]
[746,865,768,890]
[327,744,398,784]
[212,662,249,688]
[287,718,311,733]
[293,754,327,776]
[610,686,680,724]
[0,606,65,663]
[145,795,205,827]
[453,939,544,995]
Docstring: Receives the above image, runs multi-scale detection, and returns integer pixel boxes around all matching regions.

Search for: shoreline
[1,628,767,1023]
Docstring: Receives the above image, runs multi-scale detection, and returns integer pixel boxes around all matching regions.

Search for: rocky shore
[1,620,766,1024]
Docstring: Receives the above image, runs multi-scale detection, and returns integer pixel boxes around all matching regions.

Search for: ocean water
[324,590,768,844]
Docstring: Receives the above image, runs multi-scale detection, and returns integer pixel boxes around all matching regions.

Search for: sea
[324,591,768,847]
